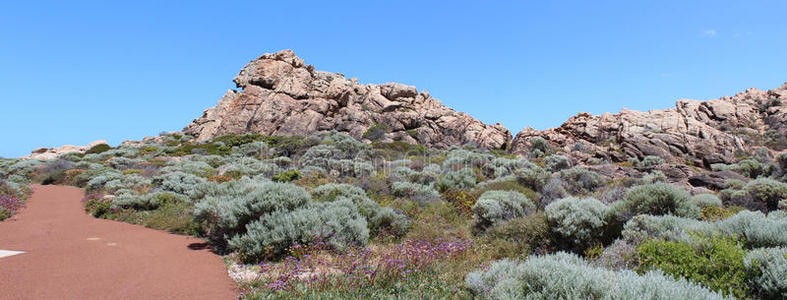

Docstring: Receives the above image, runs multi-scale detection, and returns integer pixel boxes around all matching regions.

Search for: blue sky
[1,1,786,158]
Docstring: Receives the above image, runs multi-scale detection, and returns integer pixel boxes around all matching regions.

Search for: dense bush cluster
[6,130,787,299]
[466,252,728,299]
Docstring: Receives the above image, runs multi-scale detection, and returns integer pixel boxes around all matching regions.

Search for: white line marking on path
[0,250,26,258]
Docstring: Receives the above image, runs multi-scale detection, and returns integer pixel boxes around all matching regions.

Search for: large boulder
[184,50,512,150]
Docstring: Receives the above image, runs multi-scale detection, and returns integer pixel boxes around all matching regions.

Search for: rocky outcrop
[24,140,108,160]
[511,84,787,167]
[184,50,512,150]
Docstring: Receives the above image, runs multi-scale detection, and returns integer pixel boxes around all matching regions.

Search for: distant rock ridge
[24,140,108,160]
[184,50,512,150]
[511,83,787,166]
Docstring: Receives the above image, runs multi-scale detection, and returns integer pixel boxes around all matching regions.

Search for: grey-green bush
[559,167,602,194]
[744,178,787,211]
[614,183,700,220]
[692,194,723,209]
[113,191,187,210]
[154,171,207,198]
[193,181,311,249]
[465,252,729,299]
[621,210,787,249]
[228,198,369,262]
[743,247,787,299]
[543,154,571,172]
[437,168,476,192]
[641,155,665,167]
[472,190,534,230]
[391,181,440,204]
[514,166,551,191]
[545,197,610,248]
[312,183,409,236]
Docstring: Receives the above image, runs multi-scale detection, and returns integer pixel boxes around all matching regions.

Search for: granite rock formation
[184,50,512,150]
[511,84,787,167]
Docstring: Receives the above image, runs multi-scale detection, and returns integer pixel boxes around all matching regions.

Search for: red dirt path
[0,185,238,299]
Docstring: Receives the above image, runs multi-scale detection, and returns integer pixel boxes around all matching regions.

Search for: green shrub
[514,166,551,191]
[559,167,602,194]
[362,123,388,141]
[614,183,700,220]
[112,191,187,210]
[545,197,610,250]
[465,252,729,299]
[272,170,301,182]
[641,155,665,167]
[86,143,111,154]
[482,213,551,259]
[692,194,723,209]
[154,171,207,198]
[472,190,534,231]
[743,247,787,299]
[228,198,369,262]
[312,183,409,236]
[529,137,552,158]
[622,210,787,249]
[543,154,571,172]
[636,236,751,298]
[193,181,312,250]
[437,168,476,192]
[744,178,787,211]
[736,158,767,178]
[391,182,440,204]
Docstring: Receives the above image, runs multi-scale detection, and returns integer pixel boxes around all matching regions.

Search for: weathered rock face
[184,50,512,150]
[511,84,787,167]
[24,140,108,160]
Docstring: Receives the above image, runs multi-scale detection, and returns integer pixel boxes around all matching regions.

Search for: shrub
[593,239,639,270]
[636,236,751,298]
[193,181,312,250]
[644,170,668,183]
[112,191,187,210]
[391,182,440,205]
[437,168,476,192]
[442,148,492,171]
[362,123,388,142]
[482,213,551,259]
[692,194,723,208]
[514,166,551,191]
[744,178,787,211]
[0,193,24,221]
[465,252,729,299]
[228,198,369,262]
[641,155,665,167]
[86,143,111,154]
[559,167,602,194]
[272,170,301,182]
[485,157,532,178]
[721,188,767,212]
[545,197,610,249]
[614,183,700,220]
[743,247,787,299]
[312,183,409,236]
[298,144,338,170]
[537,177,567,209]
[529,137,551,158]
[154,171,207,198]
[472,190,534,231]
[739,159,768,178]
[543,154,571,172]
[622,210,787,249]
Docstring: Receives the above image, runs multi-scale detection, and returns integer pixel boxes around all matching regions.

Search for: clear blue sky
[2,1,786,158]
